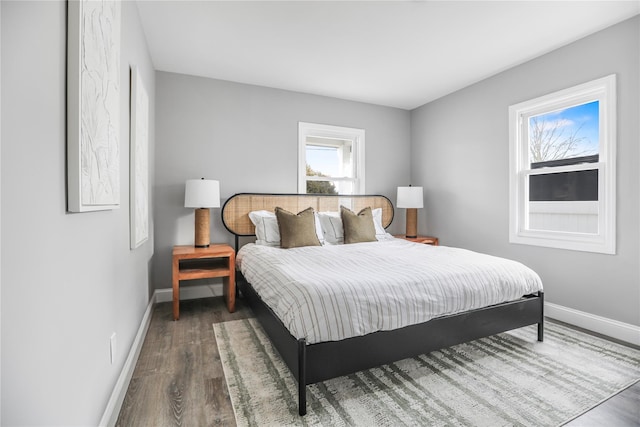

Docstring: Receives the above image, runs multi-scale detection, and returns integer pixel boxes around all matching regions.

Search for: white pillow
[248,210,325,246]
[318,208,389,244]
[372,208,386,236]
[248,210,280,246]
[318,212,343,244]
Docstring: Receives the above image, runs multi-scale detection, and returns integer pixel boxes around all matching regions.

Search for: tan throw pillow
[274,207,322,249]
[340,206,377,244]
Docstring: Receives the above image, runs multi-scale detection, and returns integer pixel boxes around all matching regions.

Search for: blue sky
[531,100,600,158]
[306,145,340,176]
[308,100,600,175]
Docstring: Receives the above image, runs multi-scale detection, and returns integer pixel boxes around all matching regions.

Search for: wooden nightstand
[394,235,439,246]
[172,244,236,320]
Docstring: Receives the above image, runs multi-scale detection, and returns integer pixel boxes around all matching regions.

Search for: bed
[222,193,544,416]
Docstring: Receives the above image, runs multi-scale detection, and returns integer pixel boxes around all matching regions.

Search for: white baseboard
[98,283,224,425]
[545,302,640,346]
[99,294,156,427]
[96,294,637,426]
[155,283,223,303]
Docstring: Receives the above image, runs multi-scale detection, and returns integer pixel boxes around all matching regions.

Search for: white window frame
[508,75,616,254]
[298,122,365,194]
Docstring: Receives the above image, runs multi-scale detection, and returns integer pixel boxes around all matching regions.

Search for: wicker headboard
[222,193,394,237]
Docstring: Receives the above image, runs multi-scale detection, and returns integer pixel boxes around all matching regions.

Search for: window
[298,122,365,195]
[509,75,616,254]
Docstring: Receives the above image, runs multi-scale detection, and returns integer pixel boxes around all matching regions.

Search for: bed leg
[298,338,307,416]
[537,291,544,342]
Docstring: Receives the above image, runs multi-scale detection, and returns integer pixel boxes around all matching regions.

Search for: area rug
[213,318,640,426]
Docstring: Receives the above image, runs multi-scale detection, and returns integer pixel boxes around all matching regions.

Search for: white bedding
[237,239,543,344]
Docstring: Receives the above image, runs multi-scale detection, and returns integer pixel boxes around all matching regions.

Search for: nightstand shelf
[394,235,439,246]
[178,259,230,279]
[172,244,235,320]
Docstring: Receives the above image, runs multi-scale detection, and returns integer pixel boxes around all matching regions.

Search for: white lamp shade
[184,179,221,208]
[397,186,424,208]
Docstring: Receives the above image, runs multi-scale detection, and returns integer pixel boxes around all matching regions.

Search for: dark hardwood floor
[116,297,639,426]
[565,382,640,426]
[116,297,253,426]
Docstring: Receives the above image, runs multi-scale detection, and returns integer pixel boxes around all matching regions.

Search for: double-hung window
[509,75,616,254]
[298,122,365,195]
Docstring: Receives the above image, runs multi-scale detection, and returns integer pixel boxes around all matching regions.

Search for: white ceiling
[136,1,640,110]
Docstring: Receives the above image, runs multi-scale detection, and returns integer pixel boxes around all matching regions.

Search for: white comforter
[237,239,543,344]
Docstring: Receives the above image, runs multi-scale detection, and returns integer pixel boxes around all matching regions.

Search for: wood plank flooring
[117,297,639,426]
[116,297,252,426]
[566,382,640,426]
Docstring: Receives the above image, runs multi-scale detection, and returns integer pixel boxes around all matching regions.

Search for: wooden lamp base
[405,208,417,238]
[194,208,210,247]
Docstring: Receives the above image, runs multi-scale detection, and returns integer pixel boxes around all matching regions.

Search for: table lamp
[397,186,424,238]
[184,178,220,247]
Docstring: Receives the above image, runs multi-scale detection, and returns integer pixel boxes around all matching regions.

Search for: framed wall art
[67,0,122,212]
[129,66,149,249]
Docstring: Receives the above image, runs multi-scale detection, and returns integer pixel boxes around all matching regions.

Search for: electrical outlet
[110,333,117,365]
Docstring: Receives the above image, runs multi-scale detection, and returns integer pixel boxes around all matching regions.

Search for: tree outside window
[509,75,616,254]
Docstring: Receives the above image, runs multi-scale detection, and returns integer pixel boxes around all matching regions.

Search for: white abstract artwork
[67,0,121,212]
[130,66,149,249]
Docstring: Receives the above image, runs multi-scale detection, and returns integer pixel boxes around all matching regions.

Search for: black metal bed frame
[240,279,544,416]
[222,193,544,416]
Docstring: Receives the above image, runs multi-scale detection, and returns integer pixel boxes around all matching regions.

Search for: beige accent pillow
[340,206,377,244]
[274,207,322,249]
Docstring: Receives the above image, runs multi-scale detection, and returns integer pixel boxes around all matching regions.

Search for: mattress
[237,239,543,344]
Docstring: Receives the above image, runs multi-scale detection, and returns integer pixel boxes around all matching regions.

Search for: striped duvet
[237,239,543,344]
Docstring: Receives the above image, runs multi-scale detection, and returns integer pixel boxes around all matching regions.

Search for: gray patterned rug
[213,318,640,426]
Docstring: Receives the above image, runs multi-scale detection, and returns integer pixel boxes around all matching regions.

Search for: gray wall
[154,72,411,290]
[1,3,635,424]
[411,16,639,326]
[1,1,156,425]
